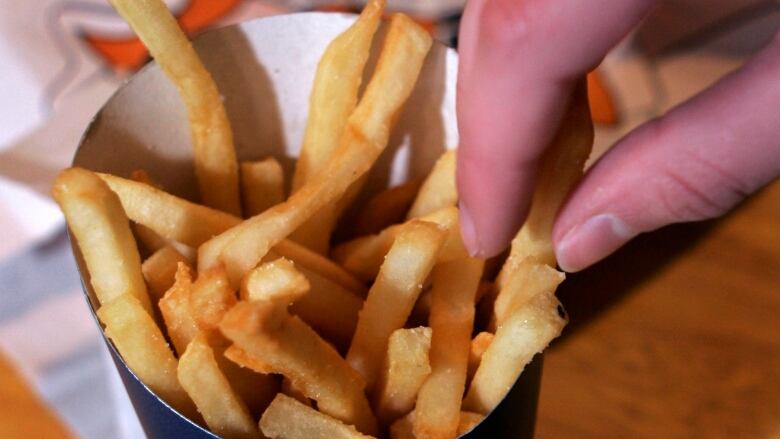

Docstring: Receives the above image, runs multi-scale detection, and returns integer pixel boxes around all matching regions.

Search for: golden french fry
[189,265,237,332]
[96,294,195,418]
[413,257,483,439]
[290,0,386,253]
[129,170,170,254]
[464,292,567,414]
[407,150,457,219]
[467,332,493,387]
[347,220,445,389]
[456,411,484,436]
[241,258,309,304]
[220,302,377,435]
[355,179,422,236]
[142,246,191,299]
[52,168,152,314]
[158,263,198,356]
[240,159,285,217]
[493,260,564,326]
[206,14,433,286]
[260,394,372,439]
[282,377,311,407]
[498,82,593,284]
[389,411,415,439]
[284,262,363,348]
[108,0,240,214]
[374,327,432,425]
[178,333,258,439]
[99,174,365,293]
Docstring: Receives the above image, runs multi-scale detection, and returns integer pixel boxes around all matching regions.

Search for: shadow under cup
[70,13,543,439]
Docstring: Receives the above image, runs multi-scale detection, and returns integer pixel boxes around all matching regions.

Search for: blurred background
[0,0,778,438]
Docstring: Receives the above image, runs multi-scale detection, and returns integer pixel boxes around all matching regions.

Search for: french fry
[408,289,432,327]
[129,170,170,254]
[290,0,386,253]
[456,412,484,436]
[178,333,258,439]
[374,327,432,425]
[208,335,279,418]
[389,411,415,439]
[333,207,465,282]
[96,294,195,418]
[260,394,372,439]
[498,82,593,285]
[158,263,198,356]
[413,257,483,439]
[99,174,365,293]
[189,265,237,332]
[407,150,457,219]
[347,220,445,389]
[220,302,377,435]
[52,168,152,314]
[108,0,241,215]
[241,258,309,304]
[493,260,564,326]
[355,179,422,236]
[467,332,494,386]
[463,292,567,414]
[240,159,285,217]
[206,14,433,286]
[282,377,311,407]
[142,246,191,299]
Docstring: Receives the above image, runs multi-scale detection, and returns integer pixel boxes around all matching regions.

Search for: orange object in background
[587,70,619,125]
[0,351,73,438]
[85,0,242,72]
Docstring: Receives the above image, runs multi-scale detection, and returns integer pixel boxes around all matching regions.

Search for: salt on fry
[52,168,152,314]
[347,220,445,389]
[108,0,241,214]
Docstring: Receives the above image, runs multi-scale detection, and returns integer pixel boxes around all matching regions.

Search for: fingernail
[459,201,481,257]
[555,214,635,272]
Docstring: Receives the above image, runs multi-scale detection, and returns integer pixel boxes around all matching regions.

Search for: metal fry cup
[70,12,542,438]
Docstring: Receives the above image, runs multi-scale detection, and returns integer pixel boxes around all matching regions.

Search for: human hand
[456,0,780,271]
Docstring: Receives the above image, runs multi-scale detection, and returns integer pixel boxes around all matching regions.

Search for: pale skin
[456,0,780,271]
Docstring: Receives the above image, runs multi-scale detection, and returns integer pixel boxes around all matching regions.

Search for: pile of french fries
[52,1,594,438]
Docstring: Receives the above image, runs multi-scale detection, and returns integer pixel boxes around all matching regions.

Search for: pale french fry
[129,170,169,254]
[189,265,237,332]
[463,292,567,414]
[347,220,445,389]
[52,168,152,314]
[99,174,365,293]
[96,294,195,418]
[355,179,422,235]
[206,14,433,286]
[260,394,372,439]
[240,159,285,217]
[282,377,311,407]
[456,412,484,436]
[413,257,483,439]
[158,263,198,356]
[178,333,258,439]
[142,246,191,299]
[467,332,494,386]
[290,0,386,253]
[220,302,377,435]
[108,0,241,215]
[241,258,309,303]
[498,82,593,284]
[493,260,564,326]
[407,150,457,219]
[374,327,432,425]
[333,207,464,282]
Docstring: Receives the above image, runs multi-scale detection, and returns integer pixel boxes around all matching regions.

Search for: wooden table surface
[536,180,780,438]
